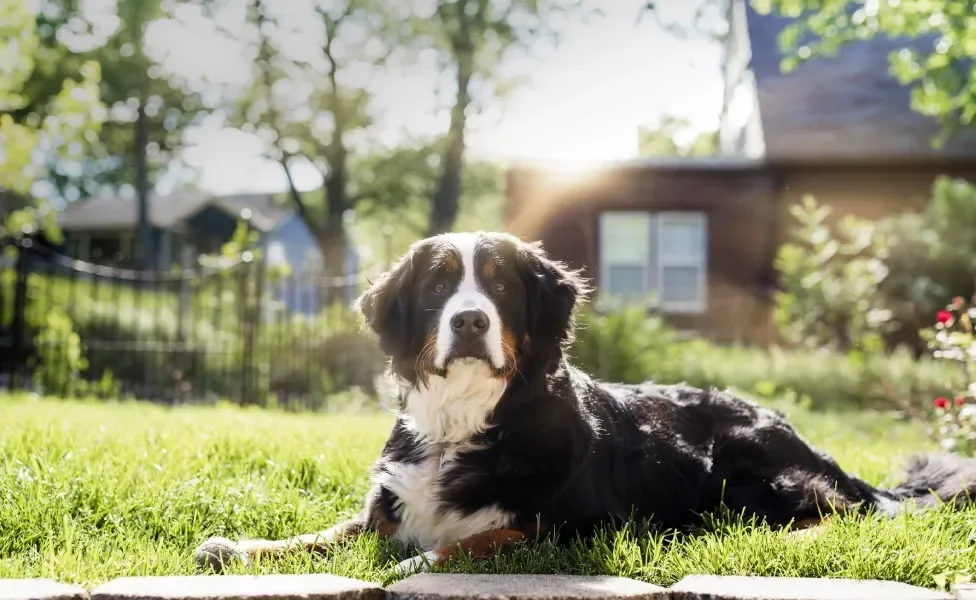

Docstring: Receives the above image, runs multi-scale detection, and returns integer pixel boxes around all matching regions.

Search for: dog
[195,230,976,575]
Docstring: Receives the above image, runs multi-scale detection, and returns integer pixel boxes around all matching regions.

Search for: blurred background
[2,0,976,425]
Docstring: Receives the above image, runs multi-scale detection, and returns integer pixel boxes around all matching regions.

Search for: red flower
[934,397,949,410]
[956,396,967,407]
[937,310,953,324]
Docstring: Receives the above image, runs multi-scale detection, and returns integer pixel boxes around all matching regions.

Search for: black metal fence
[0,237,388,409]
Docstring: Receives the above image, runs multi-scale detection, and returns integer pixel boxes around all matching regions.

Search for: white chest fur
[372,447,513,551]
[400,362,507,445]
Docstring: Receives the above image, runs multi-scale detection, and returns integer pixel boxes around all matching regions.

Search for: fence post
[239,255,252,406]
[10,242,30,390]
[177,245,193,343]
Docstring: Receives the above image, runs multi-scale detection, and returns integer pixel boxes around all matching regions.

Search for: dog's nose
[450,309,489,337]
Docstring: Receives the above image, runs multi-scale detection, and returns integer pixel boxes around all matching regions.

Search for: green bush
[569,303,962,414]
[570,303,684,384]
[30,309,87,396]
[773,177,976,352]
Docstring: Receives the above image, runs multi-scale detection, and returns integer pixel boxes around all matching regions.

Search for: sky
[143,0,725,196]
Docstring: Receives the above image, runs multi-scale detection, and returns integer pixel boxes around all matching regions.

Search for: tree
[3,0,204,266]
[196,0,394,303]
[640,0,729,42]
[350,143,507,262]
[421,0,598,236]
[0,0,103,241]
[754,0,976,142]
[637,116,718,157]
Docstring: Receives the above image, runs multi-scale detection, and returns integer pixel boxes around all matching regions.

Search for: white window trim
[655,212,708,314]
[598,211,707,314]
[598,211,653,301]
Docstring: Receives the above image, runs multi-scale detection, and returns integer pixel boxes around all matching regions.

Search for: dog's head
[356,231,588,386]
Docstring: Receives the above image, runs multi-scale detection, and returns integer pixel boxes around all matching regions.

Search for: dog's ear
[356,242,426,358]
[516,240,590,360]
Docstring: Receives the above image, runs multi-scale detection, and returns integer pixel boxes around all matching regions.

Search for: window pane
[659,217,705,260]
[606,265,647,298]
[600,212,650,265]
[661,266,700,305]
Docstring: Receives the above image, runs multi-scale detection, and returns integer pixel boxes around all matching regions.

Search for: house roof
[59,192,289,233]
[728,0,976,162]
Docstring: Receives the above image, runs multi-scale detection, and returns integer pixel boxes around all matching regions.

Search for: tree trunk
[320,141,350,307]
[135,97,152,269]
[427,57,472,236]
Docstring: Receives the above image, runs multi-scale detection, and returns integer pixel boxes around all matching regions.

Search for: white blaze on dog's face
[356,231,583,443]
[432,233,506,371]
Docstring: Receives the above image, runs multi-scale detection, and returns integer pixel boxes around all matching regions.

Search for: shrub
[773,177,976,352]
[773,195,891,352]
[921,296,976,455]
[569,303,962,414]
[570,302,685,384]
[30,309,87,396]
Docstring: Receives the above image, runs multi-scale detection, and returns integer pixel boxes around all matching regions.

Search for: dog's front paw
[394,550,438,576]
[194,536,248,573]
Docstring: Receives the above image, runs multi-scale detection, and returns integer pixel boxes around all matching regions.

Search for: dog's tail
[873,453,976,514]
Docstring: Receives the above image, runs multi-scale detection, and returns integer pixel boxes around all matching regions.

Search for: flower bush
[922,296,976,455]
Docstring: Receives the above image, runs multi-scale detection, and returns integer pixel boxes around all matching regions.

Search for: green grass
[2,394,976,590]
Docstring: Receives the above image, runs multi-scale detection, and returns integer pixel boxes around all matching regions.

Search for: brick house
[504,0,976,344]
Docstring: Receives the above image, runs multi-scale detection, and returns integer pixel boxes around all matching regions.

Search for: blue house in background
[259,213,360,313]
[57,192,359,314]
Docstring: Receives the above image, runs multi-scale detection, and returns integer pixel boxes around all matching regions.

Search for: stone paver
[0,579,88,600]
[387,574,665,600]
[955,584,976,600]
[668,576,952,600]
[90,575,384,600]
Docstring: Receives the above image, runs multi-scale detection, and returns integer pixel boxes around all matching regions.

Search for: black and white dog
[196,231,976,574]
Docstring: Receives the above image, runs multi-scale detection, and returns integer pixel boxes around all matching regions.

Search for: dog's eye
[494,282,507,293]
[432,282,446,294]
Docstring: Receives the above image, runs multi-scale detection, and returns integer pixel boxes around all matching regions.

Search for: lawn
[2,393,976,590]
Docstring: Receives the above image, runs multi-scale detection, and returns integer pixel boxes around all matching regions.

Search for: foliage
[8,395,976,589]
[876,177,976,338]
[2,0,199,203]
[410,0,599,234]
[770,178,976,351]
[754,0,976,143]
[350,147,507,262]
[570,300,959,413]
[30,309,88,396]
[570,303,685,384]
[922,297,976,456]
[0,0,104,240]
[637,116,718,157]
[773,195,892,352]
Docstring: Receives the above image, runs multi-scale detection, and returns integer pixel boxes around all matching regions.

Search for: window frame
[655,211,708,314]
[597,211,654,302]
[598,210,708,314]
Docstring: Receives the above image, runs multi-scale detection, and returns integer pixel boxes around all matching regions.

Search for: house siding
[506,162,976,345]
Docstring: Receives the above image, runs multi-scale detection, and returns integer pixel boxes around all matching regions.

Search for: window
[598,211,707,313]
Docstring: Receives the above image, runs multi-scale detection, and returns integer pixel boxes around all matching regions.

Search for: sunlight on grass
[1,393,974,588]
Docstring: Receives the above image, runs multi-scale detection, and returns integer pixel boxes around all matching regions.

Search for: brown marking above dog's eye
[444,255,460,271]
[482,261,497,277]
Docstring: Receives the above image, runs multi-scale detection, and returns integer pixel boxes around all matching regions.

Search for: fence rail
[0,237,388,409]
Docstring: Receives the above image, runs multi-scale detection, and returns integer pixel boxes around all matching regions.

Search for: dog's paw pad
[194,536,245,573]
